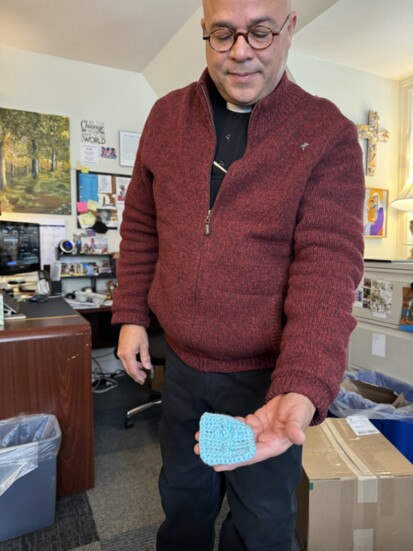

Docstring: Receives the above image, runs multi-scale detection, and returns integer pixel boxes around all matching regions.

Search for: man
[112,0,365,549]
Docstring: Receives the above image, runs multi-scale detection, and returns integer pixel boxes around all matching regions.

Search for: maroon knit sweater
[112,70,365,424]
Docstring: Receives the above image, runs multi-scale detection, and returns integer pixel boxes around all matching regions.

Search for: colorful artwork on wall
[0,107,71,214]
[363,187,388,238]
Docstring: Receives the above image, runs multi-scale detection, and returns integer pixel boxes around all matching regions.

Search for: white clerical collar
[226,102,253,114]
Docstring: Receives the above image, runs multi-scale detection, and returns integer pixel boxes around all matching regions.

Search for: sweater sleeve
[111,114,159,329]
[266,121,365,425]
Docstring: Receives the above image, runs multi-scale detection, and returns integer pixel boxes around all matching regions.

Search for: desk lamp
[391,180,413,258]
[391,181,413,211]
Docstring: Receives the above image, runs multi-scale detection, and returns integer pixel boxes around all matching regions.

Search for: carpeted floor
[0,373,302,551]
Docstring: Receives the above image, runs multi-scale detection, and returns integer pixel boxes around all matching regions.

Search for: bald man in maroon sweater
[112,0,365,548]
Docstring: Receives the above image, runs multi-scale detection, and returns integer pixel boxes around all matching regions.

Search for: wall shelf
[56,252,116,292]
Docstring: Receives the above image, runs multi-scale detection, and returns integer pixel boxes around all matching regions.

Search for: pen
[213,161,227,174]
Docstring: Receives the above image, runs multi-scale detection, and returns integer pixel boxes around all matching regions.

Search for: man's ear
[288,11,298,36]
[201,18,206,34]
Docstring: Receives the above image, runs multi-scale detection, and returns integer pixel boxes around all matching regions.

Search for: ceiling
[1,0,413,81]
[292,0,413,81]
[0,0,201,73]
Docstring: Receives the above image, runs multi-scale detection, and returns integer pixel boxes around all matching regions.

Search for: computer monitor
[0,220,41,277]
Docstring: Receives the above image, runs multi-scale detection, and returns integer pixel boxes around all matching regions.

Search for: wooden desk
[76,305,119,349]
[0,310,94,497]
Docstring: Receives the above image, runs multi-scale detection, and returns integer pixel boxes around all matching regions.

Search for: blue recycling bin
[330,370,413,462]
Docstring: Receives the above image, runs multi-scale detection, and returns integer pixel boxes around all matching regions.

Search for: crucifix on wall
[357,110,390,177]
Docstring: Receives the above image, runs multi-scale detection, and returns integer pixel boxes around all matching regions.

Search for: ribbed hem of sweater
[167,338,277,373]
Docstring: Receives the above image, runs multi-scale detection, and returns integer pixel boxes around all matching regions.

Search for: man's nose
[230,33,253,59]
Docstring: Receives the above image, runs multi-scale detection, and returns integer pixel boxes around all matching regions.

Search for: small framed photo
[119,130,140,167]
[364,188,388,238]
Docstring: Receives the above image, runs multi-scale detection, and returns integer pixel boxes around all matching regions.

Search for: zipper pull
[204,210,211,236]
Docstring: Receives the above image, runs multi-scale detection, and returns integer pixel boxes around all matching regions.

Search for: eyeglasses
[203,13,291,53]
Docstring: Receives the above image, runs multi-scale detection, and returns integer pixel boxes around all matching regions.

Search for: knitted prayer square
[199,412,256,466]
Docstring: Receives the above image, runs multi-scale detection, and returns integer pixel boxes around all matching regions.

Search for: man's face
[202,0,296,107]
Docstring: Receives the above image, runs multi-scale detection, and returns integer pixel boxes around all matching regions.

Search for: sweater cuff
[266,371,337,426]
[111,311,151,329]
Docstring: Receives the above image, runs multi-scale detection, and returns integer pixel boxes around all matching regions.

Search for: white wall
[288,50,401,259]
[0,45,158,253]
[143,7,205,98]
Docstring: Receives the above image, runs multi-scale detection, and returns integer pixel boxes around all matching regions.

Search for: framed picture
[119,130,140,167]
[0,107,71,214]
[363,188,388,238]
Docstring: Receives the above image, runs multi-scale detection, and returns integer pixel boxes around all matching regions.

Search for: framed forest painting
[0,107,71,214]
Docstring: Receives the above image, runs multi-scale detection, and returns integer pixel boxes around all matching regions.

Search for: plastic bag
[330,370,413,423]
[0,414,61,497]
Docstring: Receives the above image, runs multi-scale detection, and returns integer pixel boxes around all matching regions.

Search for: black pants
[156,346,302,551]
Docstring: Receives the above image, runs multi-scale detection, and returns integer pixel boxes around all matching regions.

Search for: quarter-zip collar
[197,69,302,140]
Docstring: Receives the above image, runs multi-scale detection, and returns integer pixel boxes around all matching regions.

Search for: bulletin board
[76,170,131,230]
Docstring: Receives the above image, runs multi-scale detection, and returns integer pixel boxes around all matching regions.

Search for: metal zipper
[200,84,216,237]
[204,209,212,236]
[200,83,256,237]
[205,163,227,235]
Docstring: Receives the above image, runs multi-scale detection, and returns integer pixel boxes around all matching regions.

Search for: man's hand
[117,324,153,384]
[194,393,316,471]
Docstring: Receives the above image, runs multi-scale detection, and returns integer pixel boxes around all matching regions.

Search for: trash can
[0,413,61,542]
[330,370,413,462]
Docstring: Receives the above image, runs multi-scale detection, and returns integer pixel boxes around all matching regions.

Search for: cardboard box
[296,418,413,551]
[332,372,413,463]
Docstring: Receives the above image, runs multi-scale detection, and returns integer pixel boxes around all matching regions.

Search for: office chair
[121,315,167,428]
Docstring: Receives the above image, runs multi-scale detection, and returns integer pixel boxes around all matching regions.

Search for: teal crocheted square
[199,412,256,466]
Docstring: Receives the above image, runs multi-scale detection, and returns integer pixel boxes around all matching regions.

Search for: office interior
[0,0,413,548]
[2,0,412,367]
